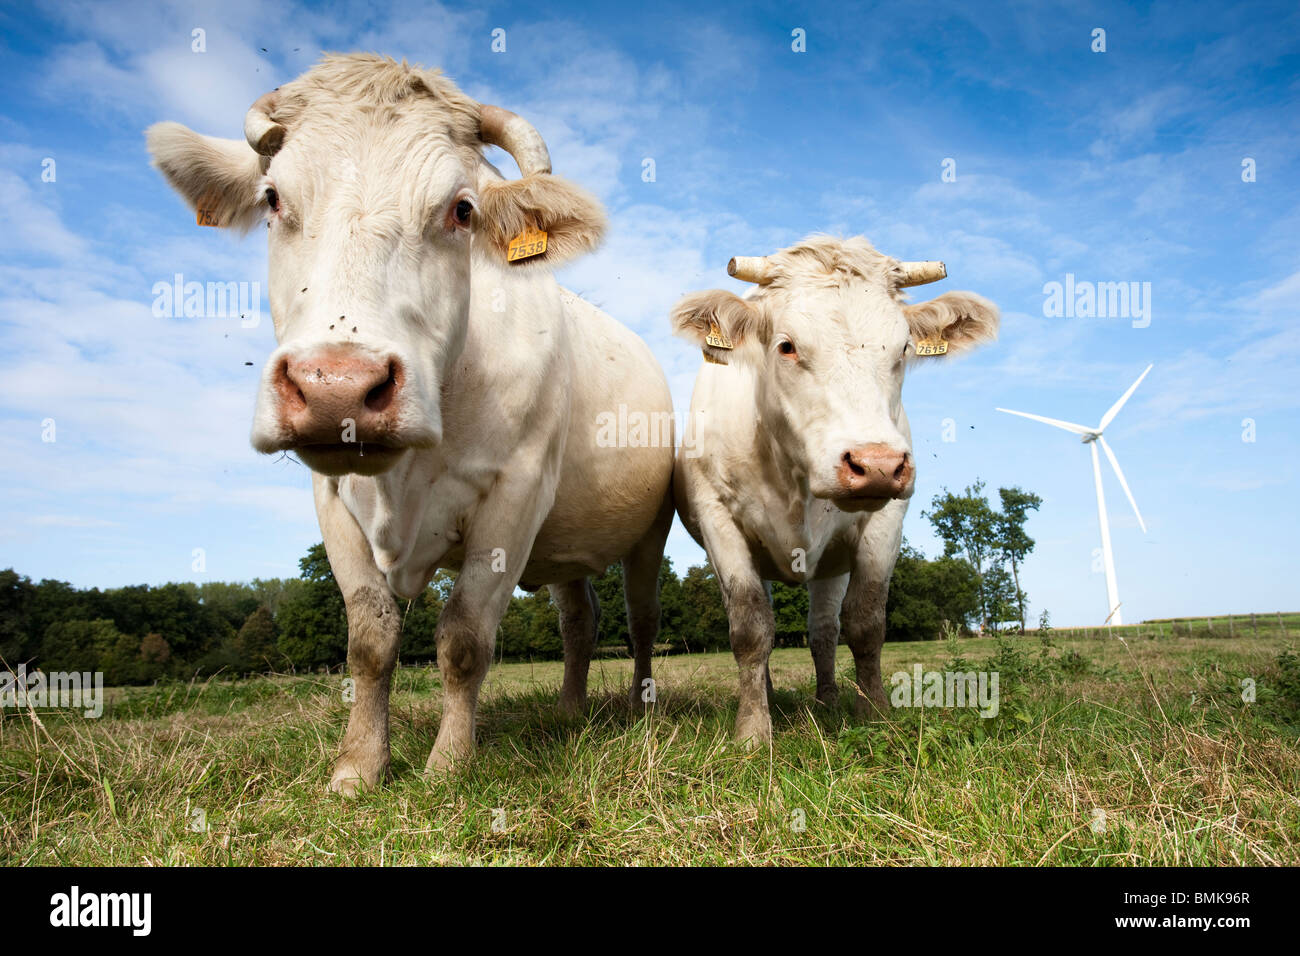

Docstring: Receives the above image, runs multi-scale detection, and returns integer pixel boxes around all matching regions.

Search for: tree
[0,569,36,665]
[886,543,983,641]
[657,557,686,650]
[524,587,562,658]
[680,564,728,652]
[925,480,1001,630]
[99,631,143,686]
[591,563,629,648]
[39,618,126,675]
[139,633,172,681]
[275,546,346,669]
[981,563,1022,631]
[995,487,1042,631]
[234,606,278,671]
[770,582,809,648]
[399,570,454,663]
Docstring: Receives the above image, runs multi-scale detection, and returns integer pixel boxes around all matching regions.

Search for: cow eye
[454,199,473,225]
[778,339,798,359]
[264,187,279,212]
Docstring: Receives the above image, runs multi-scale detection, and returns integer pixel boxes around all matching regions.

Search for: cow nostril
[843,451,866,477]
[893,456,908,481]
[364,363,398,413]
[277,359,308,411]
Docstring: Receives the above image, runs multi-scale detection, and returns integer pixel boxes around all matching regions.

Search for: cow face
[146,54,605,476]
[672,237,998,511]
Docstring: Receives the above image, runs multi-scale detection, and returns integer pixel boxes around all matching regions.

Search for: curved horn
[479,104,551,177]
[244,91,285,156]
[728,256,773,284]
[897,260,947,287]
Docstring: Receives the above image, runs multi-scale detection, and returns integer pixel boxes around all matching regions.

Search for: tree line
[0,482,1038,683]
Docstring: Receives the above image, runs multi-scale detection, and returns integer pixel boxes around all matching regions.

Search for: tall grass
[1,633,1296,865]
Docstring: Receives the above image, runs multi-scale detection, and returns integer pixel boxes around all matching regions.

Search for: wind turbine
[997,364,1152,626]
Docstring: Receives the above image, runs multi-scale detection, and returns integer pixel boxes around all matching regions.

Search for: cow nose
[837,444,914,497]
[273,349,402,444]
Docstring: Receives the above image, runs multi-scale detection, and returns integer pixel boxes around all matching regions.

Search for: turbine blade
[995,408,1093,435]
[1091,442,1122,625]
[1098,363,1153,432]
[1099,436,1146,533]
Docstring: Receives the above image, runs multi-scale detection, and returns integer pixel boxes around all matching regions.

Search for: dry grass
[1,633,1297,866]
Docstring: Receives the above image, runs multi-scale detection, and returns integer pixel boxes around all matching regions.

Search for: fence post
[1251,613,1258,636]
[1279,612,1288,638]
[1229,614,1234,638]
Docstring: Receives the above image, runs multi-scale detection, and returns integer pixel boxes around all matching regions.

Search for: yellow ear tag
[507,226,548,262]
[196,194,221,227]
[915,337,948,356]
[704,320,734,350]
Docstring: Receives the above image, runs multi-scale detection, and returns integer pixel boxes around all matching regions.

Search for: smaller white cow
[671,237,998,742]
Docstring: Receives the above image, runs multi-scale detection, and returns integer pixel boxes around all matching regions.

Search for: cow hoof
[815,686,840,708]
[733,710,773,747]
[558,692,586,720]
[853,692,890,720]
[425,741,473,774]
[328,760,384,797]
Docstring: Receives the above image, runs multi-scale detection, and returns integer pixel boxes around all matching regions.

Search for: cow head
[671,236,998,511]
[146,54,605,476]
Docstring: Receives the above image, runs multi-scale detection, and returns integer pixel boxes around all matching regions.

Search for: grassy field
[2,629,1298,866]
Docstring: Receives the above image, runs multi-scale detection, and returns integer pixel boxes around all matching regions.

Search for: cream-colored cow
[672,237,998,742]
[148,54,673,793]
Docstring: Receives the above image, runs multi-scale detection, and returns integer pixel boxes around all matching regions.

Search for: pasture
[2,628,1297,866]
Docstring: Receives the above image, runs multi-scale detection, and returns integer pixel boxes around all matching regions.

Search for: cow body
[672,237,998,742]
[148,55,673,792]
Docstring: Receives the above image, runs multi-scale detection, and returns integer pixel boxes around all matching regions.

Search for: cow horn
[728,256,773,284]
[244,91,285,156]
[479,104,552,177]
[897,260,947,287]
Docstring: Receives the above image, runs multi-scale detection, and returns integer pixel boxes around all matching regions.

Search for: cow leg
[427,571,514,771]
[762,581,776,703]
[841,513,904,718]
[553,578,599,718]
[427,483,553,772]
[315,475,402,797]
[691,516,772,744]
[723,579,777,744]
[623,490,673,710]
[808,574,850,707]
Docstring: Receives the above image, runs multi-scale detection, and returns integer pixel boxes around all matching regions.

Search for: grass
[2,631,1298,866]
[1044,611,1300,641]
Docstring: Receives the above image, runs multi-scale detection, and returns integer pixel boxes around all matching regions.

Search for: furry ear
[670,290,766,365]
[145,122,266,231]
[475,173,606,267]
[903,291,999,358]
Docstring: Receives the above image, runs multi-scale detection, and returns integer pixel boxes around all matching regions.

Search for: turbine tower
[997,364,1152,626]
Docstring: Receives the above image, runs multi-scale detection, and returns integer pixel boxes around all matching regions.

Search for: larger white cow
[147,55,674,793]
[671,237,998,742]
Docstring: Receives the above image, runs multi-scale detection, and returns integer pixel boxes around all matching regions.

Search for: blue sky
[0,0,1297,626]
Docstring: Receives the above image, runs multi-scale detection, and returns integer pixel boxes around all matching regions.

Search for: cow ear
[903,291,999,359]
[146,122,266,231]
[475,173,606,267]
[670,290,764,365]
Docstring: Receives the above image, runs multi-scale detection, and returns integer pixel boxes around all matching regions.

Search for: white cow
[147,54,674,793]
[671,237,998,742]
